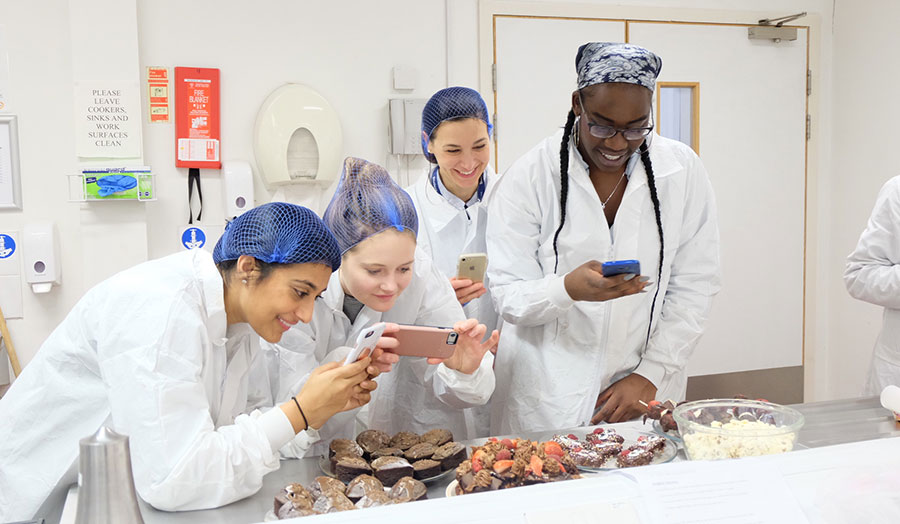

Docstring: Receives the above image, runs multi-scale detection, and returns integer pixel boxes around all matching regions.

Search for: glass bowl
[673,399,804,461]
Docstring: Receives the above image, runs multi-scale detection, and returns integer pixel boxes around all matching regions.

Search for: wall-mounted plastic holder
[68,167,156,202]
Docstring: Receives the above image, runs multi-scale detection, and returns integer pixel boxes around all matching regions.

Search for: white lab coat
[406,166,500,334]
[844,176,900,395]
[263,246,495,455]
[0,250,306,522]
[487,131,720,434]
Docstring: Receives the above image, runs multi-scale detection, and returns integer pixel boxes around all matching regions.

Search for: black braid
[640,141,664,347]
[553,109,577,273]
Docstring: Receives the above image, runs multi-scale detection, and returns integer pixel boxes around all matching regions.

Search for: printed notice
[75,83,141,158]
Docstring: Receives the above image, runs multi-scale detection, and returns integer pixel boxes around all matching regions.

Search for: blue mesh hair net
[213,202,341,270]
[323,157,418,254]
[421,87,493,163]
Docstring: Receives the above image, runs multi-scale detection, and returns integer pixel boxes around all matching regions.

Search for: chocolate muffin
[329,438,363,459]
[356,429,392,457]
[431,441,467,470]
[389,476,427,502]
[371,456,414,487]
[308,476,346,499]
[403,442,437,461]
[411,459,442,479]
[421,428,453,447]
[370,447,404,460]
[345,474,384,501]
[390,431,421,450]
[312,491,356,513]
[334,456,372,483]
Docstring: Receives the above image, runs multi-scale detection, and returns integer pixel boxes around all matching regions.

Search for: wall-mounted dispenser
[253,84,342,187]
[222,160,254,219]
[23,222,61,293]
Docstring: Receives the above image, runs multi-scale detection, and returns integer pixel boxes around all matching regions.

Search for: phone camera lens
[447,332,458,345]
[366,330,374,337]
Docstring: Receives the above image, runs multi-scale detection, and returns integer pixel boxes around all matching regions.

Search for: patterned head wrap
[576,42,662,91]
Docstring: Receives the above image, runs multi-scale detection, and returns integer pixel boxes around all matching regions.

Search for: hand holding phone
[457,252,488,283]
[343,322,386,365]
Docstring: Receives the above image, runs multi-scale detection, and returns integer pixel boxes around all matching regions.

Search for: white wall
[0,0,889,402]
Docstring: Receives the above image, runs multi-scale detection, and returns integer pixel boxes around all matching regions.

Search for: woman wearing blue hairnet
[265,157,499,452]
[486,43,720,434]
[406,86,501,438]
[0,203,378,522]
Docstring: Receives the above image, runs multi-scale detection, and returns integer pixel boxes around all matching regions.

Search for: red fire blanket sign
[174,67,220,169]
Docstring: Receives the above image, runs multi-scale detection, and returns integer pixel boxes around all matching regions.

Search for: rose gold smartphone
[386,325,458,359]
[457,253,487,283]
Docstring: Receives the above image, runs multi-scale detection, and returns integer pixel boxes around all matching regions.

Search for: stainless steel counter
[63,396,900,524]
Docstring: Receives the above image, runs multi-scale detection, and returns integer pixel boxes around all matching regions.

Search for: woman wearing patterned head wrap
[263,157,498,454]
[0,203,380,522]
[486,43,721,434]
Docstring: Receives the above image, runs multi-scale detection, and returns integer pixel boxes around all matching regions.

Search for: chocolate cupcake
[389,476,427,502]
[403,442,437,461]
[431,441,467,470]
[345,474,384,501]
[390,431,421,450]
[372,456,414,487]
[356,429,392,457]
[421,428,453,446]
[334,456,372,483]
[370,447,404,460]
[412,459,442,479]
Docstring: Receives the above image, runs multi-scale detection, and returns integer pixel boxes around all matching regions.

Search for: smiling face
[339,229,417,312]
[425,118,491,201]
[227,257,333,343]
[573,83,652,174]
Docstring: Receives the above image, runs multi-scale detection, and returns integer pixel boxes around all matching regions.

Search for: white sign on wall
[75,82,141,158]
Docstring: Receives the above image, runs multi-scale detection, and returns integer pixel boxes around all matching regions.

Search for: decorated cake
[454,438,580,495]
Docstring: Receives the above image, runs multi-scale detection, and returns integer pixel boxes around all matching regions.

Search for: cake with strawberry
[454,438,580,494]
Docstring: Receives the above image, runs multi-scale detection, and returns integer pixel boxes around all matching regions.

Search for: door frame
[478,0,825,402]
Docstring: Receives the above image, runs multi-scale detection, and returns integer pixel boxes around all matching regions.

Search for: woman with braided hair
[486,42,721,434]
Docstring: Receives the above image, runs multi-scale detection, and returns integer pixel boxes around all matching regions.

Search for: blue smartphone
[601,259,641,277]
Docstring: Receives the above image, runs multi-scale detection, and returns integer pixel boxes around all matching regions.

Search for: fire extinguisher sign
[174,67,221,169]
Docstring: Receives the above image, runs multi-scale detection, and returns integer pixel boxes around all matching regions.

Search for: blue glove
[96,174,137,197]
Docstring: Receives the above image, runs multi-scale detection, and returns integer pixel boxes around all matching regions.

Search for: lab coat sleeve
[416,258,496,407]
[844,177,900,309]
[486,164,576,327]
[636,155,722,385]
[100,293,297,512]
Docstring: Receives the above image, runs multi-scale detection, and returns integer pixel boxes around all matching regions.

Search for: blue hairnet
[213,202,341,270]
[421,87,493,163]
[96,174,137,197]
[323,157,418,254]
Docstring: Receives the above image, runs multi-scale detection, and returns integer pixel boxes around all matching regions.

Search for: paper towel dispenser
[253,84,342,186]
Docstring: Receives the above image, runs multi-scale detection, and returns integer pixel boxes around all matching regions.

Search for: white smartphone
[457,252,488,283]
[342,322,386,365]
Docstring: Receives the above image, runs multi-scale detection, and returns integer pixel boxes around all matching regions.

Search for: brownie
[411,458,442,479]
[370,447,404,460]
[569,447,608,468]
[274,483,314,513]
[345,474,384,501]
[431,441,467,470]
[389,476,427,502]
[590,440,623,459]
[334,456,372,483]
[312,491,356,513]
[277,504,318,519]
[421,428,453,446]
[404,442,437,461]
[616,447,654,468]
[356,429,392,457]
[372,457,414,487]
[635,435,667,453]
[390,431,421,450]
[308,476,346,499]
[329,438,363,459]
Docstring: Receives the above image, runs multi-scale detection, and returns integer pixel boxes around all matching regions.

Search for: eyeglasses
[585,121,654,141]
[577,91,654,141]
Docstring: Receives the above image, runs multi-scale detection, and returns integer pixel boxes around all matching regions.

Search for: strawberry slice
[492,459,514,474]
[496,449,512,461]
[500,438,516,449]
[543,441,564,457]
[529,455,543,476]
[567,433,578,440]
[472,458,483,473]
[593,427,606,435]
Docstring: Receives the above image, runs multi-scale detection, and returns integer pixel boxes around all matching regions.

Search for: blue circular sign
[0,234,15,259]
[181,227,206,250]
